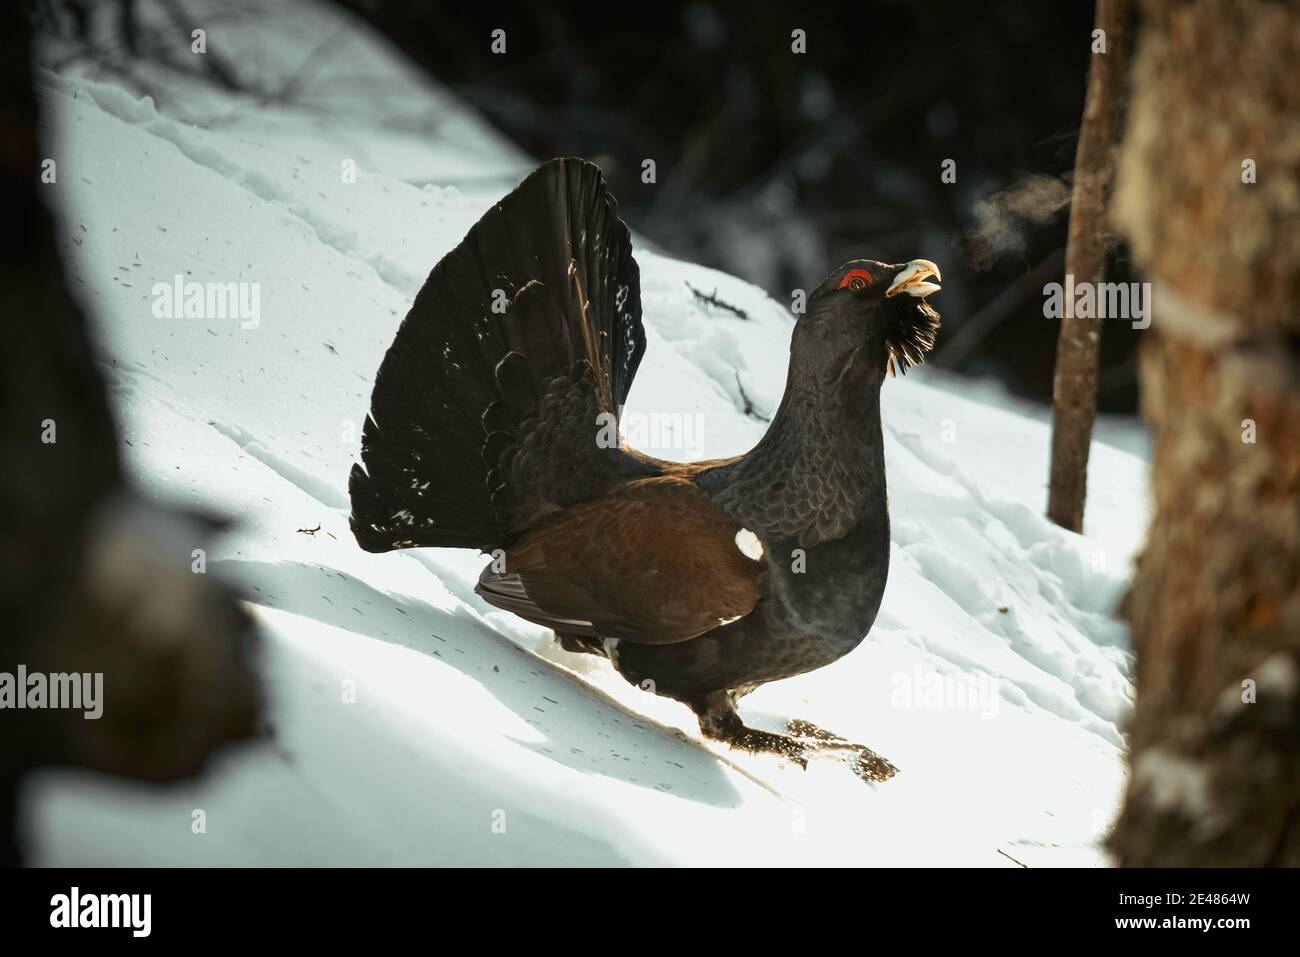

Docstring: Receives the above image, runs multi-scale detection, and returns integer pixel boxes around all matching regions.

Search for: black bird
[349,158,941,780]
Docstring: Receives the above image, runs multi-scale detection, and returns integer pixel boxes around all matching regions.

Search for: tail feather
[349,158,646,554]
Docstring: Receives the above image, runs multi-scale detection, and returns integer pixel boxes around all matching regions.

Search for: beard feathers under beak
[884,260,942,376]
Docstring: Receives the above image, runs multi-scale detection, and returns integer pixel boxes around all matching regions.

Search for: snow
[26,0,1148,866]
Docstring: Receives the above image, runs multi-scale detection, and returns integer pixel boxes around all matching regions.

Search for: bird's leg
[694,692,810,769]
[785,718,899,783]
[694,694,898,782]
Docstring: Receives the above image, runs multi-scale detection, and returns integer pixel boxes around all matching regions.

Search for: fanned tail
[348,158,645,553]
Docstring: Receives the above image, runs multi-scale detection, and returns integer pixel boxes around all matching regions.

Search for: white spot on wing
[734,528,764,561]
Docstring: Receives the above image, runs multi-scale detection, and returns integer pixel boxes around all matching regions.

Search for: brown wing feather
[475,474,763,644]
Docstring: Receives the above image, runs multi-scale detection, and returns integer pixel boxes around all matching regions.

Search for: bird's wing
[476,475,764,644]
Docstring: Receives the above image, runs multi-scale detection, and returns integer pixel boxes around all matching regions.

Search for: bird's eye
[838,268,874,291]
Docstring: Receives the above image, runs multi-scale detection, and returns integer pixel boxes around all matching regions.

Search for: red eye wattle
[838,268,874,290]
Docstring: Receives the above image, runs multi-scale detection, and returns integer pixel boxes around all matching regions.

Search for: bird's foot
[846,745,899,783]
[786,718,898,782]
[785,718,848,743]
[696,695,897,781]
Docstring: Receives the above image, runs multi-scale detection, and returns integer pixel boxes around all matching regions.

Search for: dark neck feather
[703,345,887,548]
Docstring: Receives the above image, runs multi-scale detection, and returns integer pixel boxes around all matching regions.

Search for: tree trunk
[1108,0,1300,866]
[2,10,262,863]
[1047,0,1132,532]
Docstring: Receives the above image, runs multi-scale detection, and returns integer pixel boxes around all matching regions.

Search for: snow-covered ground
[25,0,1149,866]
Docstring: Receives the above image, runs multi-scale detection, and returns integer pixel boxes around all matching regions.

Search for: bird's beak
[886,260,942,298]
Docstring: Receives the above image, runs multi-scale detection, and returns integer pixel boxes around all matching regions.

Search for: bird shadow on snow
[216,559,752,809]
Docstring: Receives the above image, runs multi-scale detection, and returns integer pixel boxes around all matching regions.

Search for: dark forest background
[336,0,1142,412]
[43,0,1144,412]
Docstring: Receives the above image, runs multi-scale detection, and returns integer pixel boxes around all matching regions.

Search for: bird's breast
[755,512,891,650]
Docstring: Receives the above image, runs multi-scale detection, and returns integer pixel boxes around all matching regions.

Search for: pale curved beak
[886,259,942,298]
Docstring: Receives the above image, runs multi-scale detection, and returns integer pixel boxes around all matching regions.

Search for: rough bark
[1108,0,1300,866]
[1048,0,1132,532]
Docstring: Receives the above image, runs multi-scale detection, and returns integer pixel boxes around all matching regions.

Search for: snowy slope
[25,0,1148,866]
